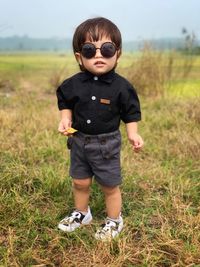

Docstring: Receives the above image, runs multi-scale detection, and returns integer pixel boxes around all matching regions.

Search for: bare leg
[73,178,92,212]
[101,185,122,219]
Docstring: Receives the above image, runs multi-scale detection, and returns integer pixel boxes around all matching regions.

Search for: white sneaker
[58,207,92,232]
[95,216,123,241]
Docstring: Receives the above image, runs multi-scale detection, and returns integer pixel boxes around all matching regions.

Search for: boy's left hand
[128,133,144,152]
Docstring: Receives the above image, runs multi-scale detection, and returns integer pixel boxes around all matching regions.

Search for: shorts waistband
[75,130,120,144]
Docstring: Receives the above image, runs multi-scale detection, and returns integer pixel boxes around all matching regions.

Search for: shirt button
[87,119,91,124]
[91,96,96,100]
[94,76,98,81]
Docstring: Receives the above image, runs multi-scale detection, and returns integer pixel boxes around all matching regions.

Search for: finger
[133,147,140,152]
[134,147,141,152]
[65,132,73,136]
[58,128,63,133]
[58,128,65,133]
[136,139,144,148]
[133,143,142,151]
[58,124,64,132]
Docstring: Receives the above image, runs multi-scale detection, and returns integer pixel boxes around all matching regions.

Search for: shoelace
[99,220,118,234]
[61,211,85,225]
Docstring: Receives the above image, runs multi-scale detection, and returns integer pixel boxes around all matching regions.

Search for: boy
[56,17,143,241]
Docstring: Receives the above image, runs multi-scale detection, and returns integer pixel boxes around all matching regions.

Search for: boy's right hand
[58,118,72,136]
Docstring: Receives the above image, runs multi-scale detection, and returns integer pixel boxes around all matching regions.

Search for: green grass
[0,52,200,266]
[168,80,200,97]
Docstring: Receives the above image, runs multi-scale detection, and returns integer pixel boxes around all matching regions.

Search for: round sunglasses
[80,42,117,59]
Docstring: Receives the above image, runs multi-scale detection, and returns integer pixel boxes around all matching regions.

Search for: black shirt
[56,70,141,135]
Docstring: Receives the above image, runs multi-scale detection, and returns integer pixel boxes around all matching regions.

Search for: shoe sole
[58,218,93,232]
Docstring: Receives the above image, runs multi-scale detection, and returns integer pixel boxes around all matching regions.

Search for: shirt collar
[80,70,116,84]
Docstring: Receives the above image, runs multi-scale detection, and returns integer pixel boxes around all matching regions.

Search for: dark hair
[72,17,122,54]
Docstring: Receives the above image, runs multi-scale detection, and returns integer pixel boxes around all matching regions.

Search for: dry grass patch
[1,53,200,266]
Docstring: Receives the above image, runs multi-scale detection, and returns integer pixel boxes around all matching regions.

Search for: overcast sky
[0,0,199,41]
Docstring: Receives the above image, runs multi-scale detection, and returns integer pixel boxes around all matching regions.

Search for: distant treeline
[0,35,200,52]
[0,36,72,52]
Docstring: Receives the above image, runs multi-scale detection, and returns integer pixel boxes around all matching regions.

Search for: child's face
[75,35,120,75]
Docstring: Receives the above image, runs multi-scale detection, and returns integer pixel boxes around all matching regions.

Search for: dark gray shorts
[67,130,122,187]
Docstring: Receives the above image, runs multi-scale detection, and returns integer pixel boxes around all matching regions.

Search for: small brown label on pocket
[100,98,111,105]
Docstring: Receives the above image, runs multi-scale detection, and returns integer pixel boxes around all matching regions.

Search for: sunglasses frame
[80,42,117,59]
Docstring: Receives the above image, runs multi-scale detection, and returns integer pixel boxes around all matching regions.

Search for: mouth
[94,61,106,66]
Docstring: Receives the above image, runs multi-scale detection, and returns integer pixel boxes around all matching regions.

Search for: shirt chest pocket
[98,99,118,122]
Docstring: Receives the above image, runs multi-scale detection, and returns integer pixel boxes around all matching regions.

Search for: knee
[101,185,120,196]
[73,179,91,191]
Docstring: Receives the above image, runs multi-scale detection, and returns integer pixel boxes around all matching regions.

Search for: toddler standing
[56,17,143,241]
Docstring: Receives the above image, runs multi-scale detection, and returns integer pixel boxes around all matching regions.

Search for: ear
[117,49,122,59]
[116,50,121,64]
[75,52,82,65]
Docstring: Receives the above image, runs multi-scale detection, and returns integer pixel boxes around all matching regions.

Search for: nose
[95,48,102,57]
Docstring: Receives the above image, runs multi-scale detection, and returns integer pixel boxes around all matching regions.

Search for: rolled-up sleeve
[56,79,76,110]
[120,84,141,123]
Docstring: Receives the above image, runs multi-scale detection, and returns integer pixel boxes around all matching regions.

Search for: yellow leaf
[65,127,78,134]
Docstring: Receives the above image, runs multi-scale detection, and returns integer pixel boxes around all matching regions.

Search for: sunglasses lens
[101,42,116,58]
[81,44,96,59]
[81,42,117,59]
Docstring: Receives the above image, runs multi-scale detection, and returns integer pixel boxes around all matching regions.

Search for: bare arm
[126,122,144,152]
[58,109,72,136]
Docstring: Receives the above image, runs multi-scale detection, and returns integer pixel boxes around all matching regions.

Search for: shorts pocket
[99,135,121,159]
[67,136,74,150]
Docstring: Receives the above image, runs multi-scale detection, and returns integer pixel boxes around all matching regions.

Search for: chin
[94,68,110,75]
[96,70,107,75]
[90,70,104,76]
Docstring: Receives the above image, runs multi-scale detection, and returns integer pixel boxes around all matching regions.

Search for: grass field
[0,52,200,267]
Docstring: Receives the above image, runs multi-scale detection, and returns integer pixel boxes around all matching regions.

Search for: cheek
[109,56,118,66]
[82,59,91,68]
